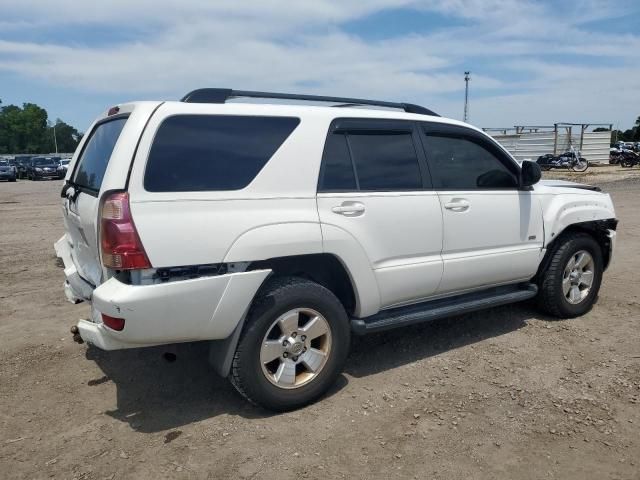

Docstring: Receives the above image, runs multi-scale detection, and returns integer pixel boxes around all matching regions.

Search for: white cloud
[0,0,638,128]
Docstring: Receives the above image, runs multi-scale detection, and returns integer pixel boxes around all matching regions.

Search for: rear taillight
[100,192,151,270]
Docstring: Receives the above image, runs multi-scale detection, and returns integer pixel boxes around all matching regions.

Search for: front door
[420,123,543,295]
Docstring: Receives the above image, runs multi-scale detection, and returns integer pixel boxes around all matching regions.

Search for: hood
[0,165,13,172]
[538,179,601,192]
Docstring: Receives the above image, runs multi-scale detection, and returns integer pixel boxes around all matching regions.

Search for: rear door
[62,115,130,287]
[316,119,443,309]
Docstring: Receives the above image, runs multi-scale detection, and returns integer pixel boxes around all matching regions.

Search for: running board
[351,284,538,335]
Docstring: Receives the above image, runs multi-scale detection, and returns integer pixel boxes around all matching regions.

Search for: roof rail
[180,88,439,117]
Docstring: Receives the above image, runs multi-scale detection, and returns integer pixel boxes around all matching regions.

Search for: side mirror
[521,160,541,187]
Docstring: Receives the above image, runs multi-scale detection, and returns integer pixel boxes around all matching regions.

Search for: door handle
[331,202,365,215]
[443,199,470,212]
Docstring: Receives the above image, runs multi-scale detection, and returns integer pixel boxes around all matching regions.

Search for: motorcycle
[609,148,622,164]
[537,146,589,172]
[619,149,640,168]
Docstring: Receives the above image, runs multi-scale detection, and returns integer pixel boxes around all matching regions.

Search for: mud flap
[207,308,248,378]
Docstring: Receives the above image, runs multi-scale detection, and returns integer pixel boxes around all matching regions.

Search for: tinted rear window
[73,117,128,191]
[348,133,422,191]
[144,115,300,192]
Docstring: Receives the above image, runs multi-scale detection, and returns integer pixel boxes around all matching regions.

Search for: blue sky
[1,0,639,133]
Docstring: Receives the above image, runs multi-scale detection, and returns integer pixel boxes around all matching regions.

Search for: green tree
[0,101,82,153]
[49,119,82,153]
[610,127,636,145]
[21,103,49,152]
[0,104,26,152]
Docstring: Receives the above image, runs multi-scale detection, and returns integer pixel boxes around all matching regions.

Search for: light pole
[463,71,470,122]
[53,123,58,154]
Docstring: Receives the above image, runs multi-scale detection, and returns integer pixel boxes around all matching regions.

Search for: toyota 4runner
[55,89,617,411]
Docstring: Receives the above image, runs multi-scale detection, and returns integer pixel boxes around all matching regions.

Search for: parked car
[56,89,618,411]
[16,157,33,179]
[57,158,71,176]
[27,156,63,180]
[0,159,17,182]
[613,141,636,152]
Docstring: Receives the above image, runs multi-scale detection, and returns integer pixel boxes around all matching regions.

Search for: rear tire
[537,233,603,318]
[230,276,351,411]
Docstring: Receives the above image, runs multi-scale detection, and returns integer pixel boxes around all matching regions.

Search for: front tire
[537,233,603,318]
[571,158,589,172]
[230,276,351,411]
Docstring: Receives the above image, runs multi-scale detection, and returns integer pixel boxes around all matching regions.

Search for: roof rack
[180,88,439,117]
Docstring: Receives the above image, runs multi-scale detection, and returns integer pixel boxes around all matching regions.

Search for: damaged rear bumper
[54,236,94,303]
[54,235,270,351]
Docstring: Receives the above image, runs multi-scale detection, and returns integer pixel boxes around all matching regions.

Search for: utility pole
[463,71,470,122]
[53,124,58,154]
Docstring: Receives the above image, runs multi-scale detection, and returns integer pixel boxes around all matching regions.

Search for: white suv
[56,89,617,410]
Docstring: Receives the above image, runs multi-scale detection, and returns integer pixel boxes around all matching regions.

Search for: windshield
[34,159,57,166]
[0,161,9,166]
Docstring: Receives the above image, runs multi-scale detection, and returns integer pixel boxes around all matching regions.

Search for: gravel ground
[0,172,639,480]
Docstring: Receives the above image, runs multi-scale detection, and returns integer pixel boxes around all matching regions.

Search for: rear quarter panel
[127,103,330,267]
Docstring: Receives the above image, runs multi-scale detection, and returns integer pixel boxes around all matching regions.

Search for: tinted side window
[73,117,128,192]
[424,134,517,189]
[347,133,421,191]
[318,133,357,191]
[145,115,300,192]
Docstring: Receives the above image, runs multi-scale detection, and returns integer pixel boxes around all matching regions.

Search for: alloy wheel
[562,250,595,304]
[260,308,332,389]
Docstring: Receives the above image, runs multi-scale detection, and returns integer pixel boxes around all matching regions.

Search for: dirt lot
[1,168,639,480]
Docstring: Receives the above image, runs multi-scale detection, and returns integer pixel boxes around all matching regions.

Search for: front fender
[542,193,616,246]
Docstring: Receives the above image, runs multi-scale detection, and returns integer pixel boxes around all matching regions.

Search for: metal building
[485,123,612,164]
